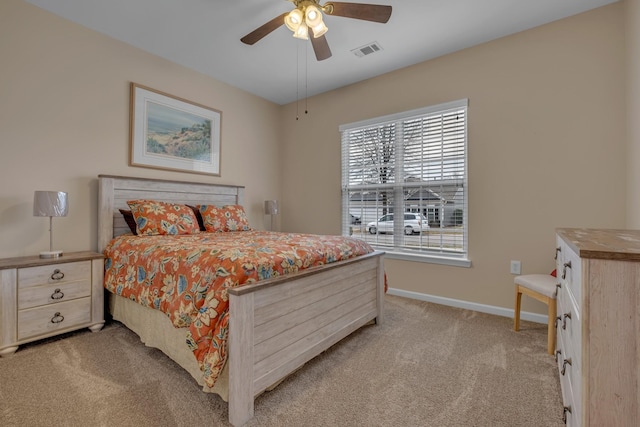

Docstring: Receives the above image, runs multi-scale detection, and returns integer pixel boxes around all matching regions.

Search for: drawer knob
[561,357,572,376]
[561,261,571,279]
[555,247,561,260]
[555,349,562,363]
[555,316,562,328]
[562,313,571,330]
[51,269,65,281]
[563,405,572,424]
[50,312,65,324]
[50,288,64,300]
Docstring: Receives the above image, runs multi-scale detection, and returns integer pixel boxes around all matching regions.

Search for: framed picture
[129,83,221,176]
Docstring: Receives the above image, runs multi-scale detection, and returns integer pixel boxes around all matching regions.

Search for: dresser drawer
[557,287,581,368]
[17,297,91,340]
[17,261,91,289]
[556,322,581,427]
[18,280,91,310]
[557,238,581,308]
[557,335,580,418]
[558,360,577,426]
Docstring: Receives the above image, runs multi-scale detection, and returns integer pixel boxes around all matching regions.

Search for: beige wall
[0,1,630,316]
[627,0,640,228]
[0,0,282,259]
[280,3,626,313]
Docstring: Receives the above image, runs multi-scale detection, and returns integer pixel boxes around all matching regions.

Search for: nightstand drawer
[18,261,91,289]
[0,252,104,357]
[18,280,91,310]
[18,297,91,340]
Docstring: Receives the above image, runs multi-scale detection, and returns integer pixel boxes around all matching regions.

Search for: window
[340,99,469,266]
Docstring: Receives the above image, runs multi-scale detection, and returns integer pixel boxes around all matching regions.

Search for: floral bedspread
[103,231,374,388]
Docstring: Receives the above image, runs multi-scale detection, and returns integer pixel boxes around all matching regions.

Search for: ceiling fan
[240,1,392,61]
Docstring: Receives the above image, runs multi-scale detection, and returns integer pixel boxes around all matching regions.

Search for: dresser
[555,229,640,426]
[0,251,104,356]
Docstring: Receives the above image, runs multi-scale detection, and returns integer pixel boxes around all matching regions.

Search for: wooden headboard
[98,175,245,251]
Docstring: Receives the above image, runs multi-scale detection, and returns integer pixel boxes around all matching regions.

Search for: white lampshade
[264,200,279,215]
[33,191,68,258]
[310,21,328,38]
[33,191,68,217]
[285,9,304,31]
[305,5,323,27]
[293,22,309,40]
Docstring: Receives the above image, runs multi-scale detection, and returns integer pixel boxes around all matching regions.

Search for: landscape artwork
[130,83,221,176]
[146,102,212,161]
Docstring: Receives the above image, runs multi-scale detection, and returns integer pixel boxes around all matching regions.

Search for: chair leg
[514,286,522,331]
[547,298,557,355]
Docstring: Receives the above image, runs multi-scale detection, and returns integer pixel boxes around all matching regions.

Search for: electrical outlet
[510,260,521,275]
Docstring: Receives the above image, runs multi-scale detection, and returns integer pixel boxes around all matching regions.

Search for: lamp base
[40,250,63,258]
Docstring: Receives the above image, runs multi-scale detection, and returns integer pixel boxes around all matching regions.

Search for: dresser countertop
[557,228,640,261]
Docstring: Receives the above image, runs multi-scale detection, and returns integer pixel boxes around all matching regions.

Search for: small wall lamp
[33,191,68,258]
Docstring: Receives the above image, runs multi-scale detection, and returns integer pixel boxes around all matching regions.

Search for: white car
[367,213,430,235]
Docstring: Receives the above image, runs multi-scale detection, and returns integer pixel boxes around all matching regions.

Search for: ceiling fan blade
[240,12,288,45]
[324,2,392,23]
[309,29,332,61]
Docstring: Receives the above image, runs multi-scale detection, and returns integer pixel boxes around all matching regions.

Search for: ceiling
[25,0,617,105]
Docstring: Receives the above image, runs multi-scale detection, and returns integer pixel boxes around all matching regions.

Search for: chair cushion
[514,274,559,298]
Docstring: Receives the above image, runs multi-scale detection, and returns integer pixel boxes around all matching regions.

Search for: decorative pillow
[126,200,200,236]
[198,204,252,232]
[119,209,138,235]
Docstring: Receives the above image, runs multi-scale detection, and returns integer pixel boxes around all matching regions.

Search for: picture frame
[129,83,222,176]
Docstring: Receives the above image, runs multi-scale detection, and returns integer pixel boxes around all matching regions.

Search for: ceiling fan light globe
[311,21,328,38]
[285,9,303,31]
[293,22,309,40]
[284,20,298,32]
[305,5,323,27]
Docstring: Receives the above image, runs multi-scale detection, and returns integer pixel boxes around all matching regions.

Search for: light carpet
[0,294,563,426]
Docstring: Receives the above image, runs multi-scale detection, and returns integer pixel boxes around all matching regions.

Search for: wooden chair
[514,273,559,355]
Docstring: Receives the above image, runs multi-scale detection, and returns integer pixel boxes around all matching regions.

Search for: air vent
[351,42,383,58]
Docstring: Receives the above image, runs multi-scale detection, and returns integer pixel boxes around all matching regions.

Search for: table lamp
[264,200,279,231]
[33,191,68,258]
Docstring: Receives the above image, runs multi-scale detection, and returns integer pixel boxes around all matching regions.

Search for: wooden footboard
[228,251,385,426]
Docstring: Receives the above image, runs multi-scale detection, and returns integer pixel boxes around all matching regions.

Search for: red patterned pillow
[127,200,200,236]
[198,204,252,232]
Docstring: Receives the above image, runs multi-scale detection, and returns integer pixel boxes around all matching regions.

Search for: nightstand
[0,251,104,356]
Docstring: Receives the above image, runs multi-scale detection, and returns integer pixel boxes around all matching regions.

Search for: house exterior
[349,182,464,227]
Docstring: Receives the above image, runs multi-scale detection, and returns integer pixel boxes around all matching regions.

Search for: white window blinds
[340,99,468,263]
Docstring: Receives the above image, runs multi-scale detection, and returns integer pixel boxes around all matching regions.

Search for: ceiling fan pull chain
[296,41,300,120]
[305,41,309,115]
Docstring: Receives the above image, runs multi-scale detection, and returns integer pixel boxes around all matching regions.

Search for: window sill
[382,251,471,267]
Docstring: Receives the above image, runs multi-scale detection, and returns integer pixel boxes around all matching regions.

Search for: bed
[97,175,385,426]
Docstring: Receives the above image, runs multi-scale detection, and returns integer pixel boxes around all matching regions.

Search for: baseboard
[386,287,547,325]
